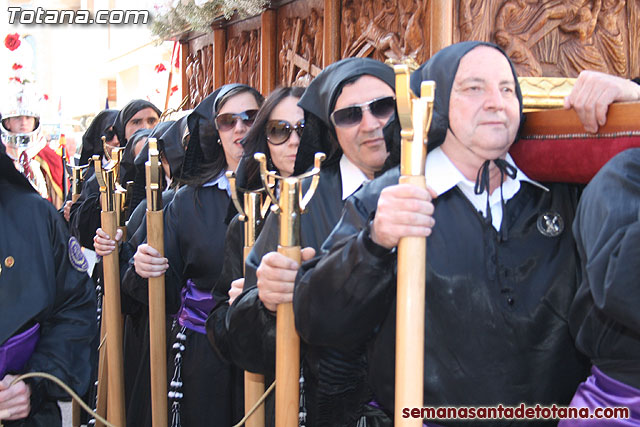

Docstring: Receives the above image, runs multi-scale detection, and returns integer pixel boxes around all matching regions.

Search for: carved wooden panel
[455,0,640,79]
[185,43,214,109]
[277,0,325,86]
[224,29,261,88]
[340,0,430,65]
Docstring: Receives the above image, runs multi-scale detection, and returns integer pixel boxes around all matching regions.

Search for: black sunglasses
[215,109,259,132]
[266,119,305,145]
[330,96,396,128]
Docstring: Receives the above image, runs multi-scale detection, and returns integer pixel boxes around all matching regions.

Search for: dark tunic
[570,147,640,390]
[225,164,374,426]
[122,183,235,427]
[295,166,590,426]
[0,154,97,426]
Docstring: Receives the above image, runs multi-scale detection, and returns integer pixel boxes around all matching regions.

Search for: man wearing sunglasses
[294,42,640,426]
[225,58,399,426]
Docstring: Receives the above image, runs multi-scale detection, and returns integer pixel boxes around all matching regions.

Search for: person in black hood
[221,57,399,426]
[78,109,120,167]
[294,41,591,426]
[0,150,96,426]
[123,84,263,427]
[112,99,161,146]
[68,100,160,247]
[62,109,119,222]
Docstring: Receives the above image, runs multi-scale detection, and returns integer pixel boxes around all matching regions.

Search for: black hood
[181,84,253,181]
[410,41,523,150]
[120,127,153,185]
[79,109,119,165]
[295,58,397,175]
[125,121,176,218]
[112,99,161,145]
[0,150,35,192]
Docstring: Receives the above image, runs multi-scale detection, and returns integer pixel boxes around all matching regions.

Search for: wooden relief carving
[457,0,639,78]
[185,44,214,109]
[225,29,261,88]
[341,0,427,64]
[279,8,324,86]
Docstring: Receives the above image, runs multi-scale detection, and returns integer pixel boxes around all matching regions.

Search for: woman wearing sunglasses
[124,84,263,427]
[205,86,306,425]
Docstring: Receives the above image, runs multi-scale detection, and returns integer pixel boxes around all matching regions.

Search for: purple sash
[0,323,40,378]
[176,279,216,335]
[559,365,640,426]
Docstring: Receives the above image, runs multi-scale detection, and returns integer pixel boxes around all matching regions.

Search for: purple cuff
[176,279,216,334]
[0,323,40,378]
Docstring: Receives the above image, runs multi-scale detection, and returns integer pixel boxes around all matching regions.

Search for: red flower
[170,85,179,95]
[154,63,167,73]
[174,56,180,69]
[4,33,21,51]
[12,63,22,70]
[43,94,49,101]
[155,89,161,94]
[9,76,22,83]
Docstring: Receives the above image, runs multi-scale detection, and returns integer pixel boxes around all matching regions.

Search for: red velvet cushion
[510,133,640,183]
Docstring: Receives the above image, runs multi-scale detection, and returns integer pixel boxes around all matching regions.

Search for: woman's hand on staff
[0,375,31,421]
[93,227,123,257]
[370,183,436,250]
[256,247,316,312]
[228,278,244,305]
[134,244,169,278]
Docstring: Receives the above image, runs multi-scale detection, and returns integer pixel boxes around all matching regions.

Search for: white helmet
[1,82,42,152]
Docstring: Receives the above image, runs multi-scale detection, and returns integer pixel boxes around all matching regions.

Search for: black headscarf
[157,116,188,179]
[295,57,398,175]
[0,150,34,192]
[112,99,161,145]
[126,121,178,217]
[409,41,524,151]
[180,84,258,183]
[79,109,119,165]
[120,127,153,185]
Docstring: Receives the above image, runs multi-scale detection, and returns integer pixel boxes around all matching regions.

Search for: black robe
[570,147,640,390]
[295,166,590,426]
[224,164,375,426]
[0,155,97,426]
[122,183,235,427]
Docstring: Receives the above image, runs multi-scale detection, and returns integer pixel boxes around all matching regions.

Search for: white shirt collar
[202,171,231,197]
[340,154,370,200]
[425,146,547,230]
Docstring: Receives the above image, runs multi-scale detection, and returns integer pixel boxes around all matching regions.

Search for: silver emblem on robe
[537,211,564,237]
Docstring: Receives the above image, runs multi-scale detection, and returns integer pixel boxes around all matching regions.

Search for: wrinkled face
[445,46,521,162]
[217,91,260,171]
[5,116,36,133]
[124,108,159,141]
[333,75,394,179]
[267,96,303,177]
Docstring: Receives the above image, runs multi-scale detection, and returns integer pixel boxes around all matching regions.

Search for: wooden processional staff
[393,65,435,426]
[227,171,271,427]
[255,152,325,427]
[68,163,89,203]
[68,162,88,427]
[145,138,168,427]
[93,143,127,427]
